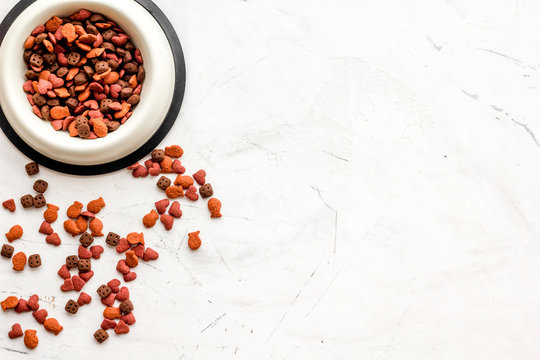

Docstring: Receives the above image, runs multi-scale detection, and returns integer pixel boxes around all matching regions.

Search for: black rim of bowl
[0,0,186,175]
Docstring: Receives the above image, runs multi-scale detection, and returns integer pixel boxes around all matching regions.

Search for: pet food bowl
[0,0,185,175]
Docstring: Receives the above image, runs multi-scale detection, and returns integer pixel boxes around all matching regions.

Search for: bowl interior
[0,0,175,166]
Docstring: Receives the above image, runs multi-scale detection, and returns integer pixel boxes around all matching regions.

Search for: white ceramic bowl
[0,0,176,167]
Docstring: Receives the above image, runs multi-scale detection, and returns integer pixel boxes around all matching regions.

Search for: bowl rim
[0,0,186,175]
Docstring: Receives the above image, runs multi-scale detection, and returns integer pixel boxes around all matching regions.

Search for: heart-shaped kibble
[46,233,61,246]
[48,74,64,88]
[172,160,185,174]
[83,100,98,110]
[185,185,199,201]
[121,312,136,325]
[57,264,71,279]
[72,275,86,292]
[193,170,206,185]
[149,163,161,176]
[132,165,148,178]
[90,245,104,259]
[78,245,92,259]
[132,244,145,258]
[107,279,121,293]
[101,293,115,307]
[116,238,131,253]
[101,319,117,330]
[108,102,122,111]
[123,271,137,282]
[2,199,16,212]
[51,120,63,131]
[155,199,169,214]
[15,299,31,313]
[27,294,39,311]
[160,214,174,230]
[142,248,159,261]
[80,211,95,219]
[37,79,52,94]
[168,201,182,218]
[79,270,94,282]
[127,162,139,170]
[8,323,23,338]
[77,292,92,306]
[60,278,74,292]
[114,320,130,335]
[39,221,54,235]
[116,260,130,275]
[110,84,122,98]
[115,287,129,302]
[32,309,48,324]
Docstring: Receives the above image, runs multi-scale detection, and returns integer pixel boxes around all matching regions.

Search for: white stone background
[1,0,540,358]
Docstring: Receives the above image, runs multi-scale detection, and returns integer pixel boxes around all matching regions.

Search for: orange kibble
[87,197,105,214]
[45,16,63,32]
[5,225,23,242]
[65,67,79,81]
[77,87,91,102]
[43,318,63,335]
[165,145,183,158]
[12,252,27,271]
[68,121,78,137]
[43,39,54,53]
[114,102,131,119]
[75,216,88,233]
[126,232,144,245]
[188,231,201,250]
[75,40,92,52]
[165,186,184,199]
[74,24,87,37]
[174,175,194,189]
[125,250,138,268]
[208,198,222,218]
[89,218,103,236]
[24,36,35,49]
[142,210,159,228]
[1,296,19,311]
[160,156,172,173]
[53,87,70,98]
[102,71,119,85]
[39,70,51,80]
[67,201,83,218]
[103,307,121,320]
[128,75,137,88]
[61,23,77,43]
[87,47,105,59]
[24,329,38,349]
[93,68,111,81]
[74,84,87,92]
[44,204,59,223]
[50,106,70,120]
[63,219,81,236]
[93,118,108,138]
[76,56,87,67]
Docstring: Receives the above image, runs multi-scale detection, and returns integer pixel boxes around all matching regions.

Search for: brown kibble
[20,194,33,208]
[199,183,214,198]
[5,225,23,242]
[94,329,109,343]
[12,252,27,271]
[1,244,14,258]
[188,231,201,250]
[33,179,48,193]
[28,254,41,268]
[25,162,39,176]
[65,299,79,314]
[165,185,184,199]
[106,232,120,246]
[33,194,46,208]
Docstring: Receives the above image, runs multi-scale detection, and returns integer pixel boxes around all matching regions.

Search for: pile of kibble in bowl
[22,9,144,138]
